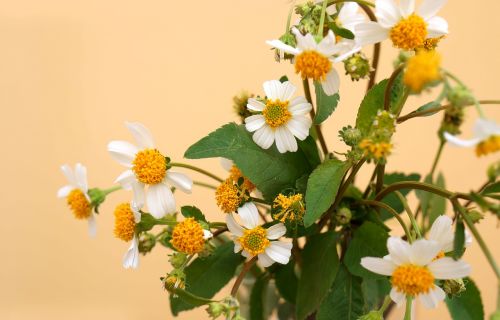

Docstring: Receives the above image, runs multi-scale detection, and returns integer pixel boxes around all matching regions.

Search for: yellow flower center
[404,50,441,92]
[272,193,305,223]
[170,217,206,254]
[66,189,92,220]
[132,149,166,185]
[390,14,427,50]
[263,99,292,128]
[215,180,245,213]
[475,135,500,157]
[359,139,393,160]
[391,264,435,296]
[229,165,256,192]
[295,50,332,81]
[113,203,136,242]
[237,226,270,256]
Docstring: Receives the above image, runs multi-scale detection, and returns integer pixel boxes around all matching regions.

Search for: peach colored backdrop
[1,0,499,319]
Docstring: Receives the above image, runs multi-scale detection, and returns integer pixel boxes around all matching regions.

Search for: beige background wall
[0,0,498,319]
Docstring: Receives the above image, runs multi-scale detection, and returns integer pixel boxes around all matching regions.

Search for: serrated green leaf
[304,159,351,227]
[184,123,314,200]
[170,242,244,315]
[296,232,340,320]
[380,172,421,220]
[275,259,299,304]
[250,275,269,320]
[453,219,465,259]
[317,265,364,320]
[446,278,484,320]
[298,135,321,168]
[314,82,340,124]
[344,221,389,279]
[180,206,207,223]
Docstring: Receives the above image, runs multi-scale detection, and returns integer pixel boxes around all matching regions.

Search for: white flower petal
[361,257,396,276]
[146,183,175,218]
[286,116,312,141]
[375,0,401,28]
[419,286,445,309]
[263,80,282,100]
[60,164,76,186]
[426,16,448,38]
[387,237,412,265]
[409,239,441,266]
[400,0,415,17]
[473,118,500,139]
[338,2,361,23]
[288,97,312,115]
[74,163,88,192]
[131,204,141,223]
[220,158,234,171]
[292,28,318,50]
[245,115,266,132]
[428,215,454,252]
[241,250,251,258]
[279,81,297,101]
[237,202,260,229]
[234,241,242,253]
[115,169,136,187]
[317,31,340,56]
[253,125,275,150]
[125,121,155,149]
[165,171,193,194]
[265,241,292,265]
[355,22,389,46]
[266,223,287,240]
[203,230,213,239]
[226,214,244,237]
[390,288,406,306]
[275,126,298,153]
[258,252,276,268]
[427,257,471,279]
[443,132,481,147]
[122,236,139,269]
[131,181,145,213]
[418,0,447,21]
[321,69,340,96]
[87,214,97,238]
[265,39,300,55]
[333,45,362,63]
[247,98,266,112]
[57,185,73,198]
[107,141,138,167]
[465,229,473,247]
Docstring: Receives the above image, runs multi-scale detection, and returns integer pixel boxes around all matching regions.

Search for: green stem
[285,0,295,32]
[209,222,227,229]
[303,78,328,155]
[361,200,412,241]
[250,197,271,206]
[404,296,412,320]
[170,162,223,183]
[395,191,421,239]
[102,185,121,195]
[444,70,486,118]
[193,181,217,190]
[155,218,178,226]
[326,0,375,8]
[378,295,392,313]
[374,181,469,202]
[318,0,328,36]
[429,140,445,179]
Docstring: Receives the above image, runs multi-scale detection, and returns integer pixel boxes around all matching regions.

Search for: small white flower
[226,202,292,267]
[123,235,139,269]
[108,122,193,219]
[355,0,448,51]
[428,215,472,255]
[57,163,97,237]
[244,80,312,153]
[444,118,500,157]
[267,28,351,95]
[361,237,471,309]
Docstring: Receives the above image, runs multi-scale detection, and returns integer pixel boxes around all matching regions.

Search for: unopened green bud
[339,126,362,147]
[447,85,475,108]
[138,232,156,254]
[344,53,372,81]
[358,310,384,320]
[206,302,227,319]
[169,252,188,269]
[490,311,500,320]
[467,210,485,224]
[443,278,466,297]
[232,91,254,123]
[336,207,352,225]
[487,161,500,182]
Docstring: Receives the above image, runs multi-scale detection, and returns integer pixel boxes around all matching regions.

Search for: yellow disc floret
[132,148,166,184]
[273,193,305,223]
[404,50,441,92]
[476,135,500,157]
[237,226,270,256]
[67,189,92,220]
[390,14,427,50]
[113,203,136,242]
[359,139,393,160]
[170,218,206,254]
[391,264,435,296]
[229,165,255,192]
[295,50,332,81]
[263,99,292,128]
[215,180,245,213]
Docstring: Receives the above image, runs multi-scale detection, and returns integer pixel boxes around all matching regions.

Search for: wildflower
[108,122,192,218]
[355,0,448,51]
[361,237,471,308]
[359,138,393,161]
[215,179,248,213]
[444,118,500,157]
[170,217,212,255]
[272,193,305,223]
[244,80,312,153]
[404,50,441,92]
[226,202,292,267]
[57,163,96,237]
[113,203,137,242]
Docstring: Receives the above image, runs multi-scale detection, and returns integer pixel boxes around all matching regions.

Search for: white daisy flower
[355,0,448,51]
[444,118,500,157]
[267,28,351,95]
[123,235,140,269]
[226,202,292,267]
[108,122,193,219]
[244,80,312,153]
[428,215,472,258]
[361,237,471,309]
[57,163,97,237]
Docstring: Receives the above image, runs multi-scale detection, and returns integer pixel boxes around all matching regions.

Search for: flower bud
[138,232,156,254]
[169,252,188,269]
[162,270,186,292]
[336,207,352,225]
[447,85,475,108]
[206,302,227,319]
[232,91,254,123]
[339,126,362,147]
[358,310,384,320]
[443,278,466,297]
[344,53,372,81]
[466,210,484,224]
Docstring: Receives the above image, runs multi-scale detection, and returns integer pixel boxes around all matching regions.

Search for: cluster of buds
[437,85,474,138]
[344,53,372,81]
[358,111,397,163]
[206,296,243,320]
[294,1,324,35]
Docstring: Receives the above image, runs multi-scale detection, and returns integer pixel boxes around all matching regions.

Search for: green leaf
[313,82,340,124]
[317,265,364,320]
[415,101,441,117]
[453,219,465,259]
[250,275,269,320]
[299,135,321,168]
[481,181,500,195]
[328,22,355,40]
[344,221,389,279]
[380,172,421,220]
[296,231,340,320]
[446,278,484,320]
[362,278,391,311]
[180,206,207,223]
[279,75,289,83]
[170,242,244,315]
[275,259,299,304]
[304,159,351,227]
[184,123,314,200]
[415,173,446,225]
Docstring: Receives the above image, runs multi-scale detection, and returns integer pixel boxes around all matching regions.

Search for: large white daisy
[361,237,471,308]
[428,215,472,256]
[108,122,193,219]
[444,118,500,157]
[226,202,292,267]
[57,163,96,237]
[355,0,448,51]
[244,80,312,153]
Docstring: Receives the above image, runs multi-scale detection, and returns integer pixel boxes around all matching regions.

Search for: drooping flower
[113,202,142,269]
[244,80,312,153]
[57,163,96,237]
[404,50,441,92]
[361,237,471,308]
[226,202,292,267]
[123,235,140,269]
[428,215,472,259]
[443,118,500,157]
[220,158,256,193]
[170,217,212,255]
[355,0,448,51]
[107,122,193,218]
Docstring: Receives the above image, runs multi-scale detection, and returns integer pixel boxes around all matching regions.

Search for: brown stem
[358,3,380,91]
[212,227,228,238]
[303,78,328,155]
[231,256,258,297]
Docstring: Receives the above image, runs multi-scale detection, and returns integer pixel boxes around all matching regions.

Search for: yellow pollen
[391,264,435,296]
[420,36,445,51]
[170,218,206,254]
[113,203,136,242]
[229,165,255,192]
[237,226,270,256]
[359,139,393,160]
[272,193,305,223]
[66,189,92,220]
[263,99,292,128]
[404,50,441,92]
[433,251,446,261]
[295,50,332,81]
[215,179,245,213]
[475,135,500,157]
[390,14,427,50]
[132,148,166,185]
